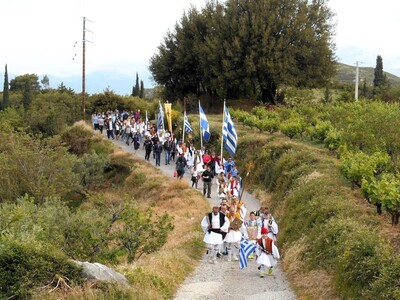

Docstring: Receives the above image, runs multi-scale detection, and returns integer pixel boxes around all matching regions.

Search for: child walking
[191,164,199,189]
[256,227,280,277]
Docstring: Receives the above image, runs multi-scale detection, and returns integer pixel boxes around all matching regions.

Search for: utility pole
[355,61,364,101]
[82,17,93,121]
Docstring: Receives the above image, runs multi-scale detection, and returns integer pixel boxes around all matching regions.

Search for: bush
[363,255,400,299]
[280,118,307,139]
[336,230,391,299]
[0,239,83,299]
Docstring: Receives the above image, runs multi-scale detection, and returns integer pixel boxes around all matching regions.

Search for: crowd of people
[92,109,280,278]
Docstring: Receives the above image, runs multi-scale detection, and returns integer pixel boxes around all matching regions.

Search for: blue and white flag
[199,104,211,142]
[223,104,237,157]
[184,113,193,133]
[239,237,256,269]
[157,101,164,131]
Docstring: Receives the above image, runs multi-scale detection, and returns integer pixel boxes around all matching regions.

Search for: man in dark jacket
[144,137,153,161]
[154,140,163,166]
[175,153,187,179]
[202,165,214,198]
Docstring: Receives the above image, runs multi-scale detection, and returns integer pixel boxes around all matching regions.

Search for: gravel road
[111,137,297,300]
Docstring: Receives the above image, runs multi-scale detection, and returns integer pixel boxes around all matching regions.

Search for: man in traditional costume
[201,206,230,264]
[256,227,280,277]
[224,206,243,261]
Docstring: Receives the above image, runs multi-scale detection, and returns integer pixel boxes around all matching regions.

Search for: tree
[373,55,388,98]
[2,64,9,110]
[41,75,50,89]
[9,74,40,92]
[149,0,336,104]
[139,80,144,98]
[132,72,140,96]
[22,80,33,110]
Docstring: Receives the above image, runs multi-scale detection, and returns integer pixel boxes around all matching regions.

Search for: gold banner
[164,103,172,133]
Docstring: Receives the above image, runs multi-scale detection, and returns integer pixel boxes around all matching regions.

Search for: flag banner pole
[220,100,225,160]
[182,110,186,144]
[199,100,203,150]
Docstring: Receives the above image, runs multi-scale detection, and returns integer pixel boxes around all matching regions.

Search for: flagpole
[182,111,186,144]
[220,100,225,160]
[159,100,165,131]
[199,100,203,150]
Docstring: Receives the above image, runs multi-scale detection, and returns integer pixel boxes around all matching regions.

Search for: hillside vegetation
[228,101,400,299]
[336,62,400,87]
[0,97,209,298]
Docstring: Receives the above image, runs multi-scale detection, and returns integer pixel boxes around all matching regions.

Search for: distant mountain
[336,62,400,86]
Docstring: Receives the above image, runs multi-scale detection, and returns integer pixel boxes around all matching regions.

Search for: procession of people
[92,106,280,278]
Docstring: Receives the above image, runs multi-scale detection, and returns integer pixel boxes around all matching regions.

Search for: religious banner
[164,103,172,133]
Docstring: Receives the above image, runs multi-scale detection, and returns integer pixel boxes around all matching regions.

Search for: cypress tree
[139,80,144,98]
[2,64,9,109]
[373,55,385,88]
[134,73,140,97]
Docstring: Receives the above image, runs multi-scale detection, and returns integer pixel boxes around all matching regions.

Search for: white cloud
[329,0,400,74]
[0,0,399,93]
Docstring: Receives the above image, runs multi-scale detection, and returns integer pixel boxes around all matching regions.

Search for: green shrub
[280,118,307,139]
[308,120,333,141]
[363,255,400,299]
[336,230,391,299]
[0,131,80,202]
[0,239,83,299]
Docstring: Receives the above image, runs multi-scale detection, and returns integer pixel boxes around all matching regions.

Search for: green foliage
[283,88,315,106]
[61,125,113,156]
[341,151,391,187]
[361,173,400,217]
[0,106,25,131]
[280,118,306,139]
[9,73,41,92]
[336,231,391,299]
[308,120,333,141]
[363,255,400,300]
[117,206,174,262]
[0,238,83,299]
[89,90,125,113]
[235,136,400,298]
[150,0,335,103]
[323,127,341,151]
[2,64,10,109]
[0,131,80,202]
[280,175,356,245]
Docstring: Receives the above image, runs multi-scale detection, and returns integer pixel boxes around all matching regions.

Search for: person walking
[201,206,229,264]
[202,165,214,198]
[144,137,153,161]
[175,153,187,179]
[154,140,163,166]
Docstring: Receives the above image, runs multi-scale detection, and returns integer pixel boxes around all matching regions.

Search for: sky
[0,0,399,94]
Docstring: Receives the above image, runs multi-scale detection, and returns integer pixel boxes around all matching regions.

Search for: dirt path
[110,137,296,300]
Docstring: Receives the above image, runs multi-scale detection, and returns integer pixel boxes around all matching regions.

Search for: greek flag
[199,104,211,142]
[223,104,237,157]
[184,114,193,133]
[157,101,164,130]
[239,237,256,269]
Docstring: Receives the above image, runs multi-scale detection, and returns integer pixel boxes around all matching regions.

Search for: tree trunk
[376,202,382,214]
[260,87,275,105]
[392,209,399,225]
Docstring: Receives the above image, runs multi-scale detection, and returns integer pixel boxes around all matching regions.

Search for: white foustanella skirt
[203,231,224,245]
[224,229,242,243]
